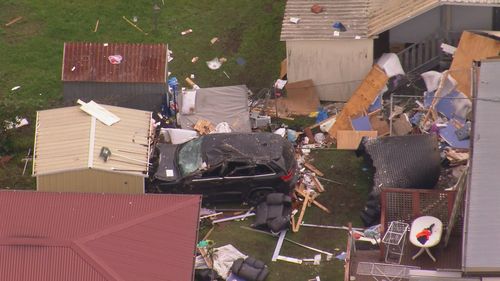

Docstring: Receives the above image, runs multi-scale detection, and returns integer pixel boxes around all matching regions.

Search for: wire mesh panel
[385,192,413,225]
[383,221,409,264]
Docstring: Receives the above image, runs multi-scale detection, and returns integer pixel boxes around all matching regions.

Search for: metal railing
[397,33,443,74]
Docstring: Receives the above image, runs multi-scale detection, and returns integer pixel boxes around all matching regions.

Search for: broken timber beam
[304,162,324,177]
[295,189,331,214]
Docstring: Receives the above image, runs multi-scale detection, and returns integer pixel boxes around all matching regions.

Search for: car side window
[226,162,253,177]
[202,165,223,177]
[254,164,274,175]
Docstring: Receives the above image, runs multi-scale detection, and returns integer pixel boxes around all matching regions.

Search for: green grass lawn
[202,149,372,280]
[0,0,285,187]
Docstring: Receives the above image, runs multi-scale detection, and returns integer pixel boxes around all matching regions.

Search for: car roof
[201,133,285,166]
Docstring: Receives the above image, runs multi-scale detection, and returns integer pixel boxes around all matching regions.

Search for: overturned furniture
[253,193,292,233]
[230,257,269,281]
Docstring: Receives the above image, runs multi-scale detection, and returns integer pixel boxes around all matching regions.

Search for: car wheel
[248,189,271,206]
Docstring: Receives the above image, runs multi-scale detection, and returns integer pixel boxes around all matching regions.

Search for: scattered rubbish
[185,77,200,90]
[290,17,301,24]
[254,194,291,233]
[277,255,303,264]
[311,4,324,13]
[231,257,269,281]
[271,230,287,261]
[210,37,219,44]
[191,56,199,63]
[212,212,255,224]
[132,16,138,23]
[21,148,32,176]
[5,16,22,27]
[376,53,405,78]
[441,43,457,55]
[122,16,148,35]
[77,99,120,126]
[250,112,271,129]
[11,86,21,91]
[5,116,29,130]
[219,57,227,63]
[332,21,346,32]
[196,244,247,279]
[93,19,99,32]
[236,57,246,66]
[181,28,193,35]
[99,146,149,165]
[335,251,347,260]
[194,119,215,135]
[215,122,232,133]
[190,73,195,79]
[164,128,198,144]
[71,66,76,71]
[274,79,287,90]
[206,57,222,70]
[108,55,123,64]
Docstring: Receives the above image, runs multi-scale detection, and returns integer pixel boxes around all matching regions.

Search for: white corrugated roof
[34,105,152,176]
[464,59,500,273]
[281,0,500,41]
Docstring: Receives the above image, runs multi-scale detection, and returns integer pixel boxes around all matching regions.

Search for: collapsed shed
[33,105,152,194]
[62,42,168,111]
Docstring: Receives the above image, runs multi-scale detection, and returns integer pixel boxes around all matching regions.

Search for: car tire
[248,189,272,206]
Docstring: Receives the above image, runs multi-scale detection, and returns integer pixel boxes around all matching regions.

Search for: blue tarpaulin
[351,116,372,131]
[439,121,470,149]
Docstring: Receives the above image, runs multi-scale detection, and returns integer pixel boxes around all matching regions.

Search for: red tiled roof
[62,42,167,83]
[0,191,201,281]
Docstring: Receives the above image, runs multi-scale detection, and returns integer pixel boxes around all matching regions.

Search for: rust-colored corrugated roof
[62,42,167,83]
[0,191,201,281]
[33,105,152,176]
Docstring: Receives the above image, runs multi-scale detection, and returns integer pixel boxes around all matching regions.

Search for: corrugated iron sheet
[0,191,201,281]
[281,0,500,41]
[62,42,167,83]
[34,105,152,176]
[464,59,500,273]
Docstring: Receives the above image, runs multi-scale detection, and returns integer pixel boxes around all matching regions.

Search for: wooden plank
[329,65,389,138]
[449,31,500,97]
[304,162,324,177]
[368,110,390,136]
[336,130,378,150]
[5,16,22,27]
[280,58,287,79]
[77,99,120,126]
[293,191,310,232]
[295,189,331,214]
[272,230,287,261]
[312,175,325,192]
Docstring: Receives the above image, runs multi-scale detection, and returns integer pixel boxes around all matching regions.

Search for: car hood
[154,143,181,181]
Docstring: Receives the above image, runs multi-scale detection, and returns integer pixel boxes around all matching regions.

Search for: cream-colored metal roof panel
[34,105,151,176]
[91,105,151,175]
[281,0,370,41]
[441,0,500,6]
[34,107,90,175]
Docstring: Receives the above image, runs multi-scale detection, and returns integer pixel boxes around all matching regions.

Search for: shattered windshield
[177,137,203,176]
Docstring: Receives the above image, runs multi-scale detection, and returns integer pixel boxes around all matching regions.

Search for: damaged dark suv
[149,132,297,204]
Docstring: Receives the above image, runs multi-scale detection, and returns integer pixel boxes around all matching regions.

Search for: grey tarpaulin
[177,85,252,132]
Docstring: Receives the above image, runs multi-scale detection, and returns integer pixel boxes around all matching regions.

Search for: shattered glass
[178,137,203,176]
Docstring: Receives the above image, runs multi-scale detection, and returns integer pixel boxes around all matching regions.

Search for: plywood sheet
[449,31,500,97]
[329,65,388,138]
[336,130,378,150]
[277,79,320,116]
[280,58,287,79]
[369,111,390,136]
